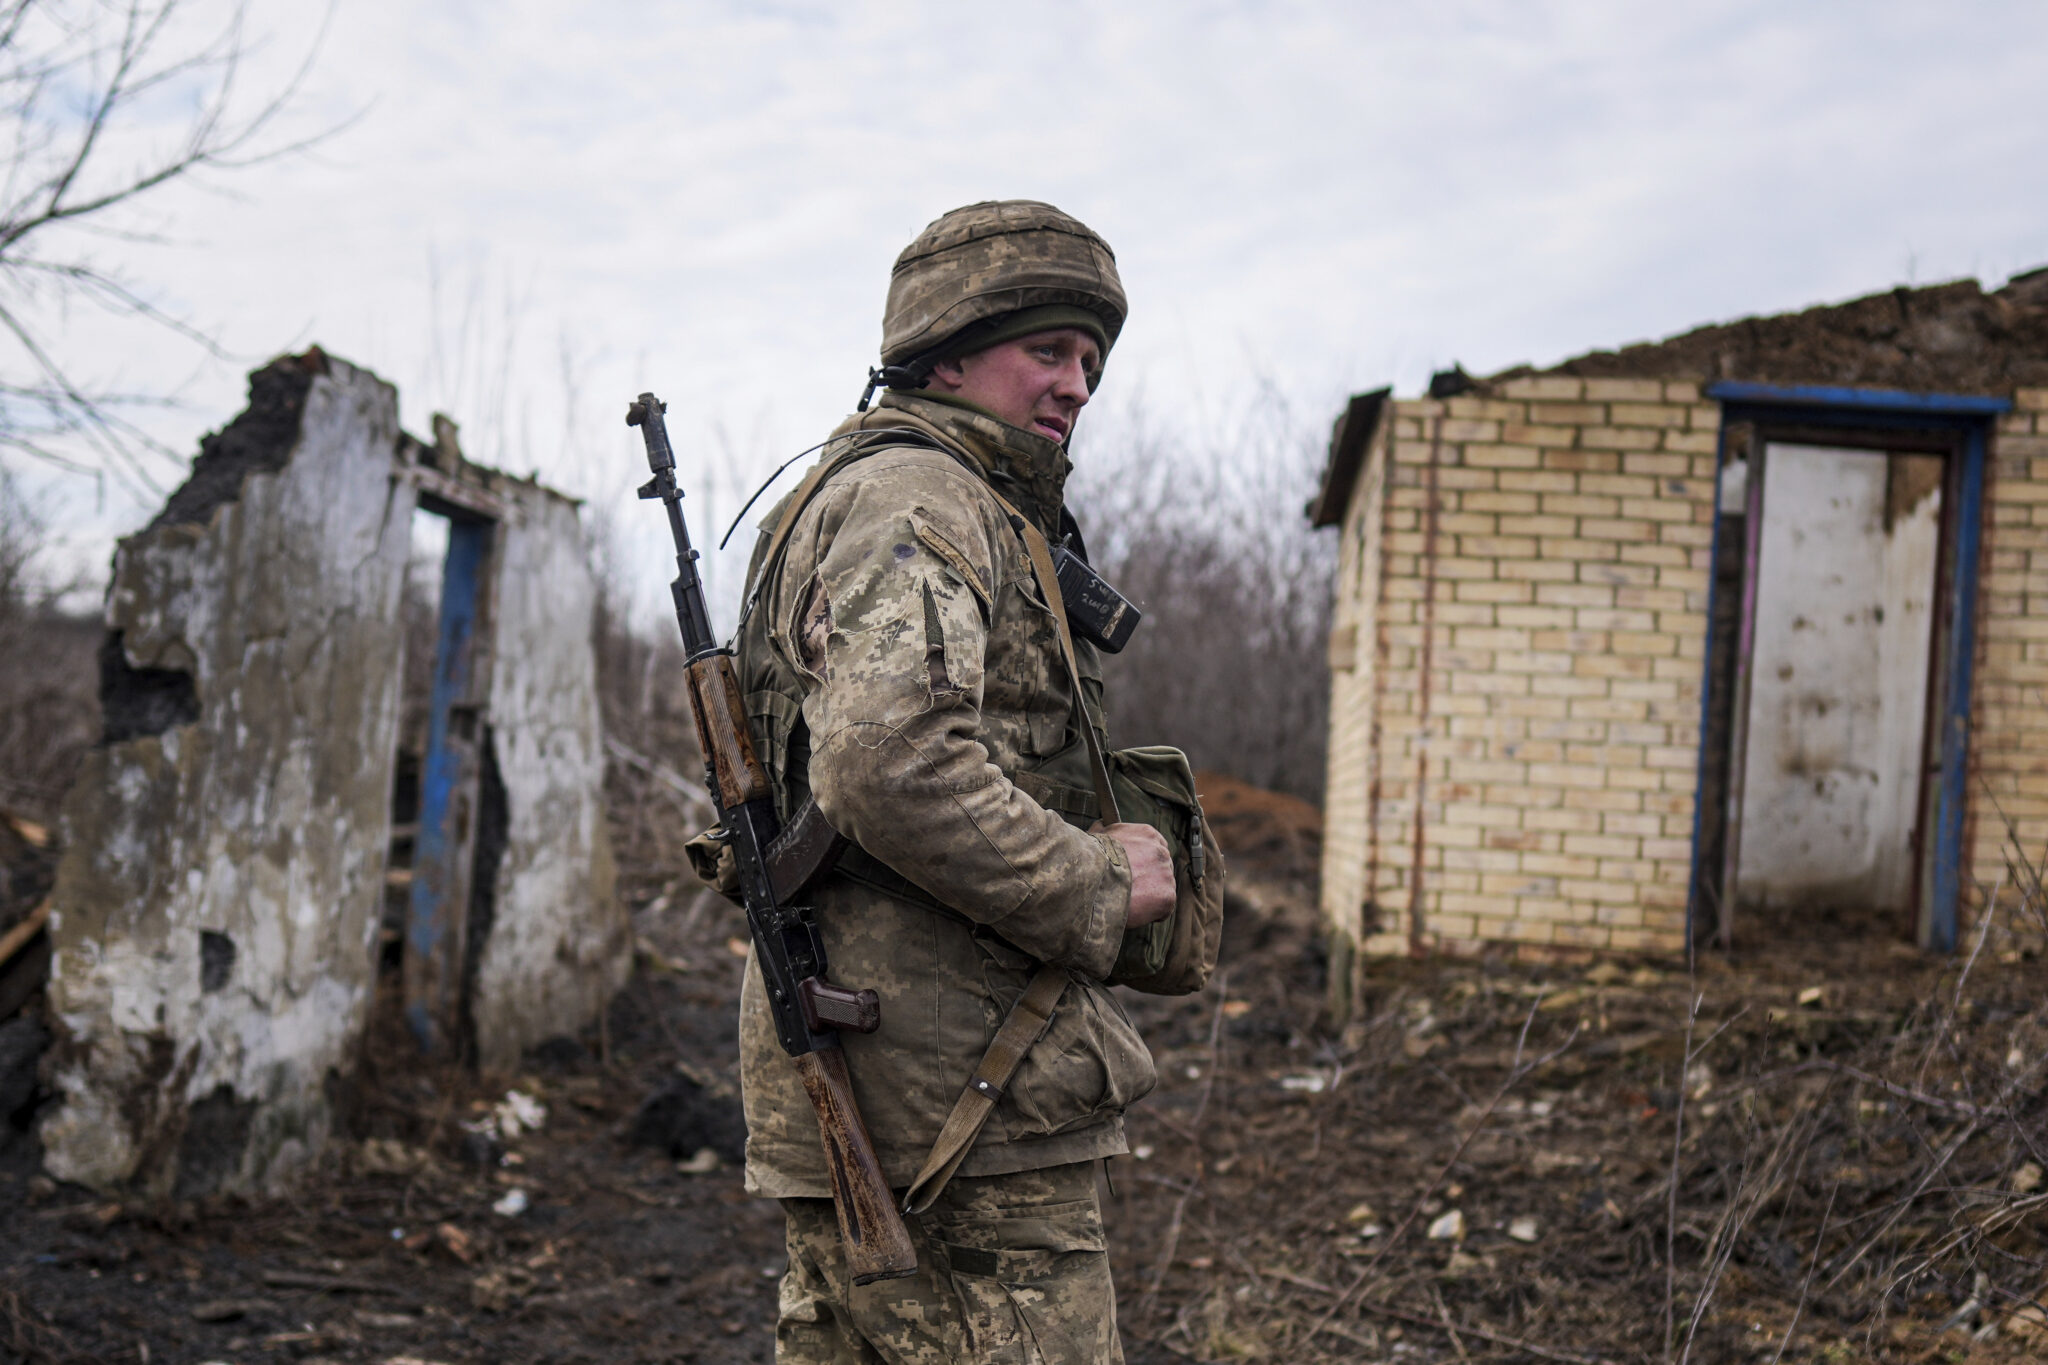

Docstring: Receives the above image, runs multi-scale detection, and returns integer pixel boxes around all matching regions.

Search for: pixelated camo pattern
[777,1163,1123,1365]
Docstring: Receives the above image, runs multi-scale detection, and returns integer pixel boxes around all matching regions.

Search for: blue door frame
[1687,382,2010,953]
[405,513,495,1054]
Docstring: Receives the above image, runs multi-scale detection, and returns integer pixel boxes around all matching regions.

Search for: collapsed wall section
[39,351,626,1195]
[41,352,412,1195]
[468,485,626,1072]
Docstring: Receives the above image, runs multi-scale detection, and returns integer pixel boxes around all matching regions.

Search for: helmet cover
[881,200,1126,368]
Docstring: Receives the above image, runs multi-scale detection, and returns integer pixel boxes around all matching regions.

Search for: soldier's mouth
[1033,416,1069,441]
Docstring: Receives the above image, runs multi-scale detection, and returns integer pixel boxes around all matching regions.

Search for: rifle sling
[900,962,1069,1214]
[901,487,1122,1215]
[759,424,1126,1216]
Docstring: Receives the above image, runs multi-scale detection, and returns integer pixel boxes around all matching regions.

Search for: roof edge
[1306,387,1391,529]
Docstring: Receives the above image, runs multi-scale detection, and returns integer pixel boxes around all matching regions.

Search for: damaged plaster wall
[41,353,410,1196]
[468,484,625,1072]
[40,351,626,1195]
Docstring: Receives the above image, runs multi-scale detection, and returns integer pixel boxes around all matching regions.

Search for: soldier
[728,200,1179,1363]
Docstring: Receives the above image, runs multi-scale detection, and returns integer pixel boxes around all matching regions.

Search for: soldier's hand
[1096,822,1176,928]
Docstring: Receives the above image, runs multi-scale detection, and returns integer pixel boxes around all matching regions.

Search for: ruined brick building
[1309,271,2048,994]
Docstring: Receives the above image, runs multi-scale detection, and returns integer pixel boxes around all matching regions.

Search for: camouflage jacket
[734,390,1157,1198]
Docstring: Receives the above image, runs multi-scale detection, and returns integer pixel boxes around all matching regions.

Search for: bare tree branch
[0,0,352,484]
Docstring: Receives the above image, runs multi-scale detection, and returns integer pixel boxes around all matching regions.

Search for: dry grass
[1111,840,2048,1364]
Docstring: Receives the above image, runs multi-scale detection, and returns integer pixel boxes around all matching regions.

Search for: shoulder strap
[985,487,1121,825]
[738,430,900,636]
[754,428,1125,1216]
[900,488,1125,1216]
[901,962,1068,1214]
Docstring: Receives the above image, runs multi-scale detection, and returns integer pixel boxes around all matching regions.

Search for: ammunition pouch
[1104,746,1226,996]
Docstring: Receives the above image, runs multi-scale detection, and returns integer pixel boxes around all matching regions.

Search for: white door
[1734,444,1941,915]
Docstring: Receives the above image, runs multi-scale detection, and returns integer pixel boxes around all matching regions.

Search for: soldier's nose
[1054,359,1091,407]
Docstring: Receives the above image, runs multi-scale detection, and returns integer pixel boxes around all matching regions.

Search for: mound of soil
[1195,769,1320,884]
[1502,267,2048,393]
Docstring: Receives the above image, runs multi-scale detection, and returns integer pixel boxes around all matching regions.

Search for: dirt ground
[5,777,2047,1364]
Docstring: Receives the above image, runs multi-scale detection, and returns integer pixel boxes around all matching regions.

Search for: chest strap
[900,963,1070,1214]
[754,423,1126,1216]
[900,488,1123,1216]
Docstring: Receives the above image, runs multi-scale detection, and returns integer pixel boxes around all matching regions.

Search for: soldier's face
[928,328,1100,444]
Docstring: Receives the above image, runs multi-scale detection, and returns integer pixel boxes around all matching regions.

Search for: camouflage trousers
[776,1161,1124,1364]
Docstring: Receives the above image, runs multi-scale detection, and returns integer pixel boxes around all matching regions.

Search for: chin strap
[857,364,930,412]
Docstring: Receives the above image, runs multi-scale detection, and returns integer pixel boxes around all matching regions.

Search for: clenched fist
[1096,821,1176,929]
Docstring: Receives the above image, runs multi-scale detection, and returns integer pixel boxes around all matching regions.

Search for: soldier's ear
[927,355,968,391]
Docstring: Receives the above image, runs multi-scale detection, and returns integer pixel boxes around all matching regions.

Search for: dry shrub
[1069,383,1335,803]
[1634,889,2048,1362]
[582,501,713,912]
[0,472,97,822]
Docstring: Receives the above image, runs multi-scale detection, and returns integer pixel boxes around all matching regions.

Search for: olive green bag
[985,489,1225,998]
[1103,745,1225,995]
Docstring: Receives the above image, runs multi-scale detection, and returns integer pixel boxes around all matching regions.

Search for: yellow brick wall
[1323,377,2048,958]
[1969,387,2048,907]
[1323,376,1719,957]
[1317,411,1387,950]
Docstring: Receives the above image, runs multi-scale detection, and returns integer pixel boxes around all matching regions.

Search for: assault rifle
[628,392,917,1284]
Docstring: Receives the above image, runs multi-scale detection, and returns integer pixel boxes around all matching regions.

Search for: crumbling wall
[39,351,626,1195]
[468,486,625,1071]
[41,352,411,1195]
[1508,271,2048,394]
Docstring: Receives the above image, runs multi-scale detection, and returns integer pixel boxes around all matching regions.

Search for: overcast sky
[14,0,2048,617]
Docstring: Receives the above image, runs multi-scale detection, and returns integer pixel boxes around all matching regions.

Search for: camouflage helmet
[881,200,1126,370]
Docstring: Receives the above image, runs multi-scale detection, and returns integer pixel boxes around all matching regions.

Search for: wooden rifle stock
[684,653,771,808]
[630,389,915,1285]
[696,652,912,1281]
[793,1046,919,1283]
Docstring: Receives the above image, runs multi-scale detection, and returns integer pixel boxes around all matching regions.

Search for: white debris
[2014,1162,2043,1194]
[675,1148,721,1174]
[494,1090,547,1138]
[1508,1216,1540,1243]
[1279,1073,1328,1094]
[492,1188,529,1217]
[1426,1209,1465,1241]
